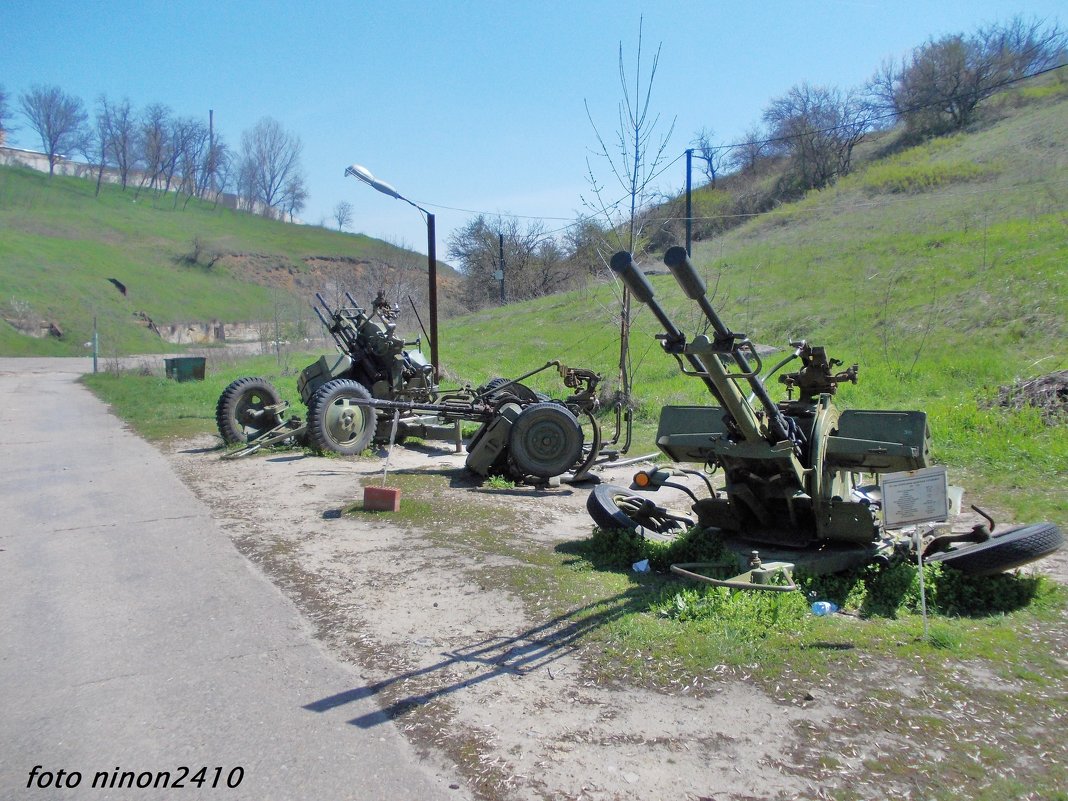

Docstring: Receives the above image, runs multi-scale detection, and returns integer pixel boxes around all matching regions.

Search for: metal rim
[508,402,583,478]
[324,395,371,447]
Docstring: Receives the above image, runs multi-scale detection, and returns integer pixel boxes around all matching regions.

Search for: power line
[404,61,1067,249]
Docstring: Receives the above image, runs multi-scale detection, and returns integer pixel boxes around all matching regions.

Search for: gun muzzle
[609,251,656,305]
[663,246,707,300]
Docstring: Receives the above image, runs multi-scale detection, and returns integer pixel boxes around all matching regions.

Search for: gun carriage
[215,292,612,482]
[587,248,1063,586]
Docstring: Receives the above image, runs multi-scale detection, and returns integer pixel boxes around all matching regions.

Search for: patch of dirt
[167,436,1066,800]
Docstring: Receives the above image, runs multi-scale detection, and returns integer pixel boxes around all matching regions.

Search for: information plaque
[881,466,950,528]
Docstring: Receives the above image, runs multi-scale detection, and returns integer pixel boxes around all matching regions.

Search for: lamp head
[344,163,402,200]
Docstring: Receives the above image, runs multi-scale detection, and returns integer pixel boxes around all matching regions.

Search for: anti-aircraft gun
[215,291,608,482]
[587,248,1063,583]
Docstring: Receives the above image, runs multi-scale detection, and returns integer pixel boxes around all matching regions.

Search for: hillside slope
[440,87,1067,525]
[0,167,456,355]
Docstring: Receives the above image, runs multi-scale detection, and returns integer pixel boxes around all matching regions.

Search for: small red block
[363,486,401,512]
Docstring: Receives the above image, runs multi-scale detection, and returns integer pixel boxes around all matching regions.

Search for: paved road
[0,359,465,800]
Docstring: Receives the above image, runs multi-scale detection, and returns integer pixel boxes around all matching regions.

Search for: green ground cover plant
[0,165,424,354]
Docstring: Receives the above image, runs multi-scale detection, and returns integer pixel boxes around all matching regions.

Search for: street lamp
[344,163,439,380]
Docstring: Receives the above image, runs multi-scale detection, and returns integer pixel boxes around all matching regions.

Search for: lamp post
[344,164,439,380]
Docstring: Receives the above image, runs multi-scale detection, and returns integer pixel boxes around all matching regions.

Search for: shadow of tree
[303,588,652,729]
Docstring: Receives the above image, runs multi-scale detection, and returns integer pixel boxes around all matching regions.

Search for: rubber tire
[306,379,375,455]
[478,376,540,404]
[508,402,583,478]
[586,483,692,538]
[215,377,283,444]
[925,522,1064,576]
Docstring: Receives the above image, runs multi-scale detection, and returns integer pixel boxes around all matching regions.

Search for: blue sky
[2,1,1063,256]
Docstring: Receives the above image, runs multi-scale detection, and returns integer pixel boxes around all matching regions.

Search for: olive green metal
[217,292,610,480]
[615,248,937,550]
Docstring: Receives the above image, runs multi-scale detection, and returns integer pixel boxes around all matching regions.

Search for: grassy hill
[4,80,1066,526]
[440,85,1067,526]
[0,166,455,355]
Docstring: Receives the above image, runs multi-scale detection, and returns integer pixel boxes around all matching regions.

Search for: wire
[406,62,1068,233]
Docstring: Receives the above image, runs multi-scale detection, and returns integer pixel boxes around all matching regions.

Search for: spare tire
[508,402,583,478]
[478,376,541,404]
[925,522,1064,576]
[215,377,283,444]
[586,483,693,538]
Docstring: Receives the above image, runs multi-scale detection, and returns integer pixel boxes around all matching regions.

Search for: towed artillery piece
[216,292,609,482]
[587,248,1063,587]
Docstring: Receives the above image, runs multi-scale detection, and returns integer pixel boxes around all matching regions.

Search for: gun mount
[215,292,613,483]
[588,248,1062,581]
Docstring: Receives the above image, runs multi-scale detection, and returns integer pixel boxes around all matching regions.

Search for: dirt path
[167,437,1066,801]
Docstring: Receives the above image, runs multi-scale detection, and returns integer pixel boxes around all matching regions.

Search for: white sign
[881,466,950,529]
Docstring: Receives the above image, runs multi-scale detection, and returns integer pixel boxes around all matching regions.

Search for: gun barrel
[313,304,330,330]
[610,251,731,409]
[609,251,684,344]
[660,247,796,447]
[347,395,495,423]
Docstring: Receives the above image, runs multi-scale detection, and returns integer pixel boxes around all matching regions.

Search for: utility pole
[496,232,506,304]
[685,148,693,256]
[208,109,216,197]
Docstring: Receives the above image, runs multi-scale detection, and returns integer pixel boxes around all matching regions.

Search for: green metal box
[824,409,931,473]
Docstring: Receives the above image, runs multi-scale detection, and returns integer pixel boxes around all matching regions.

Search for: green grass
[436,91,1068,528]
[0,164,437,355]
[316,460,1068,800]
[857,157,995,194]
[82,350,310,441]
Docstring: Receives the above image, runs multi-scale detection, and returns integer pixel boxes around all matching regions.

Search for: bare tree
[202,134,230,202]
[763,82,873,193]
[203,139,233,206]
[870,16,1066,137]
[89,96,114,195]
[158,115,199,194]
[583,18,675,405]
[563,215,609,280]
[0,85,10,145]
[238,117,304,218]
[105,98,136,189]
[18,85,87,175]
[583,20,675,256]
[173,117,211,206]
[136,103,171,195]
[727,125,769,175]
[332,200,353,231]
[692,127,727,186]
[448,215,572,309]
[280,173,307,222]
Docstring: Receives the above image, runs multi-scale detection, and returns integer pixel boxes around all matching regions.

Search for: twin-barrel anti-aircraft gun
[215,291,622,483]
[216,250,1063,583]
[587,247,1062,585]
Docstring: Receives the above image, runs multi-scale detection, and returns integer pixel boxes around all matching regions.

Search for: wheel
[215,377,283,444]
[478,376,541,404]
[925,522,1064,576]
[508,402,583,478]
[306,379,375,455]
[586,483,694,538]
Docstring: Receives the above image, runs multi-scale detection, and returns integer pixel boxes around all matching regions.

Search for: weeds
[485,474,516,490]
[798,558,1057,618]
[654,585,810,634]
